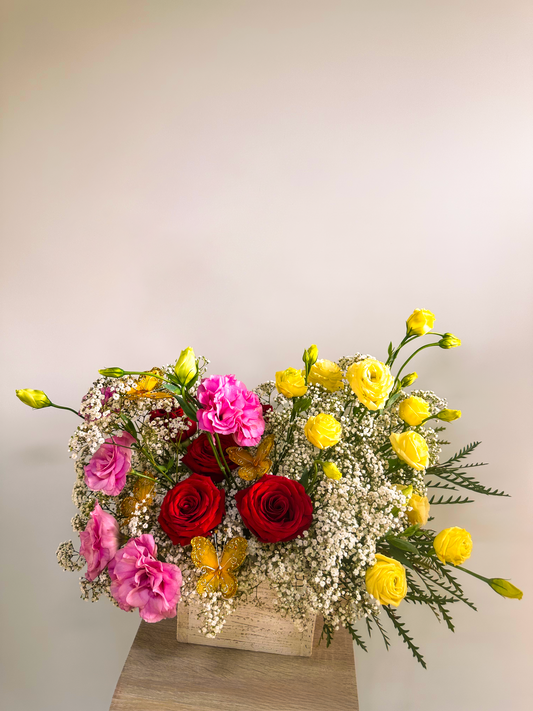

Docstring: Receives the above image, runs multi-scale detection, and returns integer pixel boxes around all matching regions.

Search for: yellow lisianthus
[439,333,461,349]
[16,389,52,409]
[406,309,435,336]
[489,579,523,600]
[309,359,344,392]
[304,413,342,449]
[436,409,462,422]
[407,493,430,526]
[275,368,307,398]
[399,396,430,426]
[390,431,429,470]
[433,527,472,565]
[175,347,197,386]
[321,462,342,480]
[346,358,394,411]
[365,554,407,607]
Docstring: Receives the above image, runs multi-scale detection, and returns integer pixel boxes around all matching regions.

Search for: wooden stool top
[110,616,359,711]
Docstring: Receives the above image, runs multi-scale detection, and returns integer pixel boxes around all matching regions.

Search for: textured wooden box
[177,584,316,656]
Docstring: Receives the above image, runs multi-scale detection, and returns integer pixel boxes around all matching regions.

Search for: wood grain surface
[110,616,359,711]
[177,584,316,656]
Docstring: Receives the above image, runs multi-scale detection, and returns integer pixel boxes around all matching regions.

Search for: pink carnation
[108,534,183,623]
[84,431,136,496]
[196,374,265,447]
[79,502,120,581]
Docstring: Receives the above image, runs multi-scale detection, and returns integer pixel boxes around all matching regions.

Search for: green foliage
[429,494,475,505]
[384,608,427,669]
[426,441,509,497]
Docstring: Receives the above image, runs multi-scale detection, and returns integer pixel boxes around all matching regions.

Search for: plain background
[1,1,532,710]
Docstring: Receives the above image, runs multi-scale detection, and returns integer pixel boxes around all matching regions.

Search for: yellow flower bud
[407,493,430,526]
[16,389,52,409]
[439,333,461,349]
[98,367,125,378]
[322,462,342,480]
[489,579,523,600]
[365,554,407,607]
[275,368,307,398]
[390,431,429,471]
[304,413,342,449]
[436,409,462,422]
[174,347,197,386]
[346,358,394,411]
[308,359,344,392]
[433,526,472,565]
[400,372,418,387]
[398,396,431,426]
[406,309,435,336]
[302,344,319,369]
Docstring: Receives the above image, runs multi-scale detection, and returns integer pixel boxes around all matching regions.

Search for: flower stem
[451,564,490,584]
[394,342,440,386]
[50,402,83,419]
[206,433,233,488]
[215,433,237,488]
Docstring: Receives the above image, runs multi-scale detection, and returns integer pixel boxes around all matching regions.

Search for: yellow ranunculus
[346,358,394,411]
[175,347,197,386]
[398,396,430,426]
[16,389,52,409]
[309,359,344,392]
[390,431,429,470]
[406,309,436,336]
[407,493,430,526]
[304,413,342,449]
[275,368,307,398]
[321,461,342,480]
[433,527,472,565]
[365,554,407,607]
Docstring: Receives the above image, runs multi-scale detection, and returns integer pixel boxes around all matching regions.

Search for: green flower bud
[489,579,523,600]
[439,333,461,349]
[400,372,418,387]
[16,389,52,409]
[302,344,319,369]
[98,367,125,378]
[321,461,342,480]
[436,408,462,422]
[174,347,197,386]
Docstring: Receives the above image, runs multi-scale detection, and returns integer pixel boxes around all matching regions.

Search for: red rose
[181,432,238,483]
[149,407,197,443]
[235,474,313,543]
[158,473,225,546]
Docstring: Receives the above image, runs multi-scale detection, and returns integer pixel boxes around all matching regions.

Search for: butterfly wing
[226,447,254,467]
[191,537,219,572]
[254,434,275,465]
[219,569,238,598]
[197,569,221,595]
[220,537,247,573]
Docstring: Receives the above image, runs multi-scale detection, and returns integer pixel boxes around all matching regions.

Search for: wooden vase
[177,583,317,656]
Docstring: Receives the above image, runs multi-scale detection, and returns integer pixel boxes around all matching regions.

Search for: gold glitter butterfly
[120,477,155,523]
[226,434,275,481]
[126,368,171,400]
[190,536,247,598]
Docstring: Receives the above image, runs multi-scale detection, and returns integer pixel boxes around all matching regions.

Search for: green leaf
[388,341,393,357]
[174,394,198,422]
[386,536,420,554]
[293,397,312,415]
[384,391,403,411]
[402,524,421,537]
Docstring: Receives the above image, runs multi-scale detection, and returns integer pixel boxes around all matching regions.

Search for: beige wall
[1,1,532,709]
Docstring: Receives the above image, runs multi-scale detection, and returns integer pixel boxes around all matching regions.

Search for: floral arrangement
[17,309,522,667]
